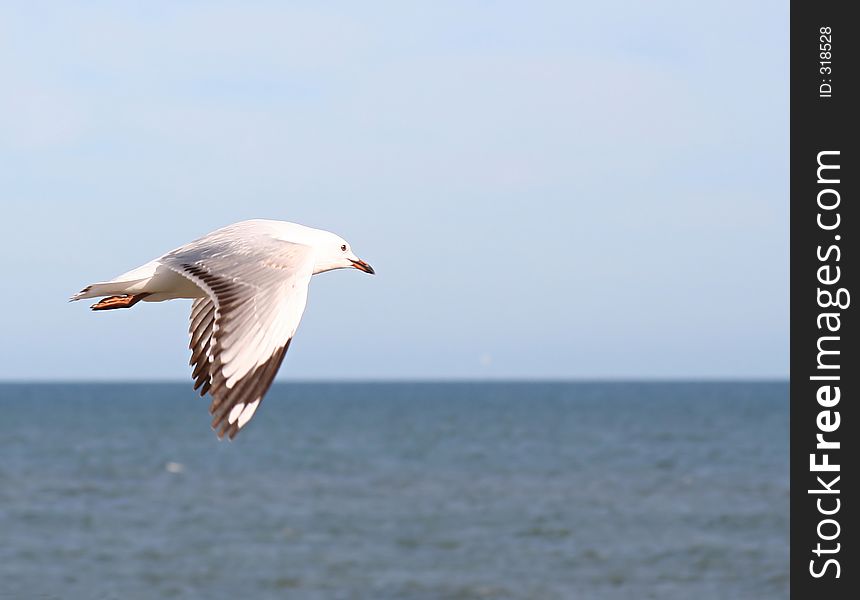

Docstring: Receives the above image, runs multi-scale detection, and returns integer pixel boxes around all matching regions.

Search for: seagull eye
[341,244,347,252]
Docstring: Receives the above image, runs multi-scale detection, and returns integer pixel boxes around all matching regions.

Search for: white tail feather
[69,279,147,301]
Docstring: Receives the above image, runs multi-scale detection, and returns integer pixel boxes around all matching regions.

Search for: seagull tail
[69,280,147,302]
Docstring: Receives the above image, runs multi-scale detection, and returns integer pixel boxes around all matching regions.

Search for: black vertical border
[790,3,857,597]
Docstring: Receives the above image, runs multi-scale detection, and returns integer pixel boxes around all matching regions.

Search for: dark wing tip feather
[209,341,290,439]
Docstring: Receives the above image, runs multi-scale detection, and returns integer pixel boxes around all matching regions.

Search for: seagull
[71,219,375,439]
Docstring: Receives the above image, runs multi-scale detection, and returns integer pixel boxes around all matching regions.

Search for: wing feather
[189,297,216,394]
[161,223,314,438]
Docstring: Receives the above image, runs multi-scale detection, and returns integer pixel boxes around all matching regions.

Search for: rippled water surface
[0,382,788,599]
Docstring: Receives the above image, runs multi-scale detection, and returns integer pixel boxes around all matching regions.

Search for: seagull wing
[160,226,315,439]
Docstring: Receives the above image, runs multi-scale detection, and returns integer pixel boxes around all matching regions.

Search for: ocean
[0,382,788,599]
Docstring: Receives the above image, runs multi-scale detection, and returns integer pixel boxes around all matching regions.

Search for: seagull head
[267,221,375,276]
[312,232,375,276]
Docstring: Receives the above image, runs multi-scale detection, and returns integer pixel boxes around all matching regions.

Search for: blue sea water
[0,382,787,599]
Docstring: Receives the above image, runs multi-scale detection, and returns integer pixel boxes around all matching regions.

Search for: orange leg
[90,293,150,311]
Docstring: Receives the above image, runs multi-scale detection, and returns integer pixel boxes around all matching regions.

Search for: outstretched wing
[160,224,315,439]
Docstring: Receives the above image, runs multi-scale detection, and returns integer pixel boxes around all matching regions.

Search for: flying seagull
[71,219,375,439]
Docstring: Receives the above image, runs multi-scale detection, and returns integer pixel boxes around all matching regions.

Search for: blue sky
[0,1,788,380]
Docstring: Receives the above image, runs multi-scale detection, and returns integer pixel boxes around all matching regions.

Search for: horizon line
[0,377,790,384]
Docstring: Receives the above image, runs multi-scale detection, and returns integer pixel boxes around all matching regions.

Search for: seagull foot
[90,293,150,311]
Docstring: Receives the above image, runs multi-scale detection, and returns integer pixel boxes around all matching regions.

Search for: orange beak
[350,259,375,274]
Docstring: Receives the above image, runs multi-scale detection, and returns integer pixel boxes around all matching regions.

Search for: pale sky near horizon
[0,1,788,380]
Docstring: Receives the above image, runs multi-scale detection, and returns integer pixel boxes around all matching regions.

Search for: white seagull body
[71,219,374,439]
